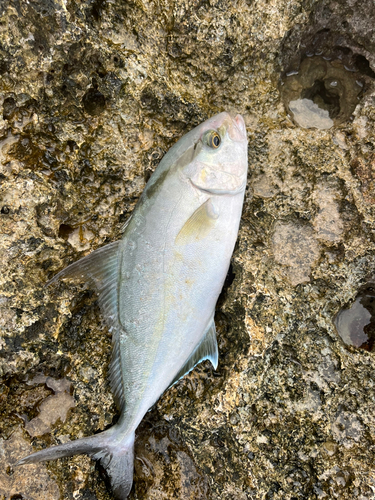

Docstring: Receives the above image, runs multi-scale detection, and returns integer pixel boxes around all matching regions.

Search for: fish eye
[205,130,221,149]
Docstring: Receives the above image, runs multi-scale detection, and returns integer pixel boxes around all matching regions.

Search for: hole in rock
[58,224,75,240]
[3,97,17,120]
[82,88,106,116]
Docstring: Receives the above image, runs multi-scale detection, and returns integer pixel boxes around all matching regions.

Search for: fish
[16,111,248,499]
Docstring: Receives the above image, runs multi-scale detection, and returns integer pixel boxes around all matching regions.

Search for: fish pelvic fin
[16,428,135,500]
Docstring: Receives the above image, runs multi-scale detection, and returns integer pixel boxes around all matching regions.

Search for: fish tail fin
[15,428,135,499]
[93,433,135,499]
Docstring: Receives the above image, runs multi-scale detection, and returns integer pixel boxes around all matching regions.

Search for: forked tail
[16,427,135,499]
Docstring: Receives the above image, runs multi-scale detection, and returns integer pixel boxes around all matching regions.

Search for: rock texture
[1,0,375,499]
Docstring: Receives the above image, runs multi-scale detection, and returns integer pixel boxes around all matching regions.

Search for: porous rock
[1,0,375,499]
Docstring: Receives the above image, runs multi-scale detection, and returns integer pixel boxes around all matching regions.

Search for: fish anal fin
[175,199,218,245]
[169,316,218,388]
[109,331,126,412]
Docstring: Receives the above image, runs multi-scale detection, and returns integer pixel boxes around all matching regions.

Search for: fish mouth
[190,178,247,196]
[214,113,247,143]
[228,113,247,142]
[206,112,247,143]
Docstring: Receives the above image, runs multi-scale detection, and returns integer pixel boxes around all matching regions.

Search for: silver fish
[16,112,248,498]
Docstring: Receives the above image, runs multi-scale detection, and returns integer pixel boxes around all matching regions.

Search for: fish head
[181,112,248,195]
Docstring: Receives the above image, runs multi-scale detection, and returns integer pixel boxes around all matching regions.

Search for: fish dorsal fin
[169,315,218,388]
[47,241,120,291]
[48,241,126,412]
[175,198,218,245]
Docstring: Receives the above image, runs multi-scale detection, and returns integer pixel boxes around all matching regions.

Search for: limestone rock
[1,0,375,499]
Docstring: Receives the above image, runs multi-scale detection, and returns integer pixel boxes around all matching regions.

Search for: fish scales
[16,111,248,499]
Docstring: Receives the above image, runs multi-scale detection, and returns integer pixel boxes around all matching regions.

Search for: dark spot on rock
[335,282,375,352]
[90,0,106,22]
[82,88,106,115]
[96,65,107,78]
[256,293,266,304]
[41,258,53,270]
[27,237,43,251]
[24,320,44,341]
[353,54,375,79]
[266,482,281,499]
[1,206,10,214]
[334,45,351,57]
[0,59,8,74]
[67,139,78,152]
[140,88,159,110]
[3,96,17,120]
[168,42,181,58]
[58,223,75,239]
[78,489,97,500]
[23,304,58,345]
[53,168,70,183]
[10,494,23,500]
[224,263,235,289]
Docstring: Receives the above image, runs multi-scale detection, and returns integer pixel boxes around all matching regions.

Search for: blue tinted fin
[170,316,218,387]
[47,241,120,293]
[47,241,126,412]
[19,241,135,497]
[16,428,135,500]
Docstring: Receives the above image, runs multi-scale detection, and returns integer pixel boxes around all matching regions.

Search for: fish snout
[227,113,247,142]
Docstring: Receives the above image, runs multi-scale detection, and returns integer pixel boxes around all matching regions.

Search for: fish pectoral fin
[175,198,218,245]
[169,315,218,388]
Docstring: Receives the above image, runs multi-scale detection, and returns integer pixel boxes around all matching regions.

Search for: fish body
[17,112,248,498]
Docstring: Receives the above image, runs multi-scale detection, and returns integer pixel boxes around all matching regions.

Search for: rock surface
[1,0,375,499]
